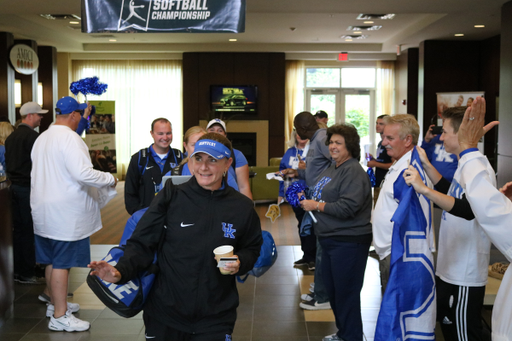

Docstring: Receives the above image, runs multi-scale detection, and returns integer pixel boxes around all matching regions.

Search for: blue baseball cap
[191,139,231,160]
[56,96,88,115]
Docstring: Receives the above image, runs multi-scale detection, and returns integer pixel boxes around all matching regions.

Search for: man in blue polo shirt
[125,118,183,215]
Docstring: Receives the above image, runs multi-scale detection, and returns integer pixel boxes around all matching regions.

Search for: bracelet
[316,202,320,212]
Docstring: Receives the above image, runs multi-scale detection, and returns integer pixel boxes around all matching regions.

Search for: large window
[304,67,377,162]
[72,60,182,177]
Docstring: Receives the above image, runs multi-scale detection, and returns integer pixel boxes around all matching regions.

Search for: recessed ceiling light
[69,21,80,24]
[109,39,117,42]
[454,33,464,37]
[353,31,362,34]
[474,24,485,28]
[363,21,374,24]
[345,39,353,42]
[229,39,237,42]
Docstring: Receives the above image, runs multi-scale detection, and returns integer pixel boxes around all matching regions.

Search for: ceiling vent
[340,35,369,40]
[347,25,382,31]
[357,14,395,20]
[40,14,81,20]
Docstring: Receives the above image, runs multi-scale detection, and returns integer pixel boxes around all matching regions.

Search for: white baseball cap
[20,102,49,116]
[206,118,227,132]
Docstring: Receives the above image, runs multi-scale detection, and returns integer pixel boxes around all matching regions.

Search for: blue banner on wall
[82,0,245,33]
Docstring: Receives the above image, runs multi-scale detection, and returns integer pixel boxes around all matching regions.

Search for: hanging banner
[82,0,246,33]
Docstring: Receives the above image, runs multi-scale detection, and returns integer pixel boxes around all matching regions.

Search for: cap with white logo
[206,118,227,132]
[190,139,231,160]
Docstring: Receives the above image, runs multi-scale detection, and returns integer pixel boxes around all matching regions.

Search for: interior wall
[418,39,500,166]
[498,1,512,187]
[182,52,286,161]
[395,50,408,114]
[479,35,501,169]
[57,52,71,99]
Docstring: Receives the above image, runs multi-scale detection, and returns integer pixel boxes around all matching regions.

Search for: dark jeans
[320,237,370,341]
[292,205,316,262]
[11,184,36,277]
[314,238,329,303]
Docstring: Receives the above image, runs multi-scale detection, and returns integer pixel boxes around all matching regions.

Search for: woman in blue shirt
[279,130,316,268]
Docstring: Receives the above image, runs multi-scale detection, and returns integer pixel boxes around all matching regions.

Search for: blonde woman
[180,126,239,191]
[0,121,14,169]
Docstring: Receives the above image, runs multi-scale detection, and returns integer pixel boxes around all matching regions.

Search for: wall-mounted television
[210,85,257,113]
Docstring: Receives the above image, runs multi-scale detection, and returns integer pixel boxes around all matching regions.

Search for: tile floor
[0,244,383,341]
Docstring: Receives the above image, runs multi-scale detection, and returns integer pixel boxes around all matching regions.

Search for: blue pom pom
[69,77,108,97]
[367,167,376,187]
[285,182,308,208]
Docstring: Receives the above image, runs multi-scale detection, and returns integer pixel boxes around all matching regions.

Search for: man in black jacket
[5,101,48,283]
[124,118,183,215]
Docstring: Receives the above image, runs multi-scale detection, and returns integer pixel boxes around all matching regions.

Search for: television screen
[210,85,257,113]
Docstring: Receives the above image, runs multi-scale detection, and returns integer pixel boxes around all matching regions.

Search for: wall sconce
[15,79,21,108]
[38,82,43,106]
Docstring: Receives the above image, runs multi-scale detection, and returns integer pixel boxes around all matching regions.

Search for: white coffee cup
[213,245,234,275]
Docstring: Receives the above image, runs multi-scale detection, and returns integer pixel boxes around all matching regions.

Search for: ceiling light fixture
[229,39,237,42]
[69,21,80,24]
[347,25,381,31]
[109,39,117,42]
[474,24,485,28]
[353,31,362,34]
[357,14,395,20]
[340,34,369,40]
[363,21,374,24]
[40,14,81,20]
[454,33,464,37]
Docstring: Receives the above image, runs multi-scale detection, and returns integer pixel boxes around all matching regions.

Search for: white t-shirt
[436,158,494,286]
[31,125,115,241]
[373,149,432,260]
[458,150,512,341]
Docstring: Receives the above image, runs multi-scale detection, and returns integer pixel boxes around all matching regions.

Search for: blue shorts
[35,235,91,269]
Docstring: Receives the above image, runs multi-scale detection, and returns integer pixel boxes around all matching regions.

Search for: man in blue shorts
[31,97,117,332]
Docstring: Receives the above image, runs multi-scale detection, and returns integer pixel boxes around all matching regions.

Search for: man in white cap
[31,96,117,332]
[206,118,253,199]
[5,101,48,284]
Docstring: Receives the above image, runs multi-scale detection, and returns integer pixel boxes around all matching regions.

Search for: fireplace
[227,133,257,166]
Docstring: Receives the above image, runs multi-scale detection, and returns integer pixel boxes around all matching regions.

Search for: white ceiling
[0,0,507,59]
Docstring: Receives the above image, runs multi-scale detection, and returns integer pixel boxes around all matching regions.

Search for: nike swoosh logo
[146,166,153,170]
[145,333,156,339]
[180,222,194,227]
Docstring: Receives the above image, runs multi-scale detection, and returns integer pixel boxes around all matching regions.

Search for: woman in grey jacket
[300,123,373,341]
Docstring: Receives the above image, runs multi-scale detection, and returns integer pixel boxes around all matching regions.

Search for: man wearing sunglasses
[5,102,48,284]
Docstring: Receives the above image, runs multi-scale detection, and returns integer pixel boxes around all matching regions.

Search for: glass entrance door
[305,89,340,127]
[306,89,376,162]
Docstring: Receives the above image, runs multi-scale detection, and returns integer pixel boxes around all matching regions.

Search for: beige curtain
[378,61,395,116]
[285,60,305,145]
[72,60,182,179]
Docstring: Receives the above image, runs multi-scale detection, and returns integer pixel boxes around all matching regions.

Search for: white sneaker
[46,302,80,317]
[323,334,343,341]
[299,299,331,310]
[49,311,90,332]
[300,293,314,302]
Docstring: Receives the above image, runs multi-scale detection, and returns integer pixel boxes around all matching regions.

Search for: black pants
[11,184,36,278]
[143,313,233,341]
[320,237,370,341]
[436,276,486,341]
[292,205,316,262]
